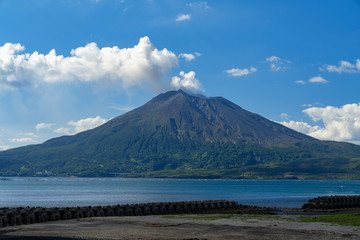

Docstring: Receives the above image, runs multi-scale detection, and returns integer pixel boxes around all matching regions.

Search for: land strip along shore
[1,214,360,240]
[1,198,360,240]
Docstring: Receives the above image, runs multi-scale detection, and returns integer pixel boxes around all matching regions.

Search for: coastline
[1,198,360,240]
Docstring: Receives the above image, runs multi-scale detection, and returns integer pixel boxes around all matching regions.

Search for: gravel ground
[1,214,359,240]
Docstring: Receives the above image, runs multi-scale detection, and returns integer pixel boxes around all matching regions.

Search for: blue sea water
[0,178,359,209]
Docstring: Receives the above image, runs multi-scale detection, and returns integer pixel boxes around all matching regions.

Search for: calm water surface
[1,178,359,208]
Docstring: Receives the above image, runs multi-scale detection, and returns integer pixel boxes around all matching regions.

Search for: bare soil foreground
[1,214,360,240]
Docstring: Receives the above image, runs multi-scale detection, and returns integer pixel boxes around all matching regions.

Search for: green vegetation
[301,213,360,226]
[1,140,360,178]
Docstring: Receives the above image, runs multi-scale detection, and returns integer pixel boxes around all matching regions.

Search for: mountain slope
[1,90,360,179]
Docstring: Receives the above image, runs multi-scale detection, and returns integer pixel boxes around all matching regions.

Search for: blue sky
[0,0,360,149]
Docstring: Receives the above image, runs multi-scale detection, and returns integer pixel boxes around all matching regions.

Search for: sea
[1,178,360,209]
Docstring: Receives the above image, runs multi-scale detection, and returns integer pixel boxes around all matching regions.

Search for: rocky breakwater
[302,195,360,210]
[0,200,275,228]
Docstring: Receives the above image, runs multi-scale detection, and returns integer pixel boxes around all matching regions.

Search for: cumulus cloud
[302,104,360,141]
[36,122,54,131]
[0,37,178,89]
[322,59,360,73]
[280,103,360,142]
[225,67,257,77]
[279,120,321,135]
[53,116,107,136]
[68,116,107,134]
[176,14,191,21]
[178,53,196,61]
[308,76,328,84]
[9,137,37,143]
[265,56,290,72]
[171,71,203,92]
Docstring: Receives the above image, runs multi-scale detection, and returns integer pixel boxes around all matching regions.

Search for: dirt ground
[1,214,359,240]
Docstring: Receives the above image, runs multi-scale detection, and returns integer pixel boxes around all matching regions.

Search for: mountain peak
[114,90,315,145]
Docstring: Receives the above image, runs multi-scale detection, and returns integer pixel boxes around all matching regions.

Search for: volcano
[1,90,360,179]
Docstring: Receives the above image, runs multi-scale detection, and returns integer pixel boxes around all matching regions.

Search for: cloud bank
[0,37,178,89]
[279,103,360,143]
[279,120,321,135]
[9,137,37,143]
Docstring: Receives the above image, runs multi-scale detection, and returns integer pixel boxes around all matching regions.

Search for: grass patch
[301,213,360,226]
[163,214,235,220]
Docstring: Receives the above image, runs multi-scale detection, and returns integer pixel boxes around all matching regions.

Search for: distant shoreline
[2,176,360,180]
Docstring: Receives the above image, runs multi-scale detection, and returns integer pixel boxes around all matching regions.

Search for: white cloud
[8,132,39,144]
[265,56,290,72]
[322,59,360,73]
[0,145,10,151]
[178,53,196,61]
[308,76,328,84]
[54,127,72,135]
[23,132,39,138]
[176,14,191,22]
[302,104,360,141]
[225,67,257,77]
[0,37,178,90]
[68,116,107,134]
[266,56,280,62]
[301,102,323,108]
[9,137,37,143]
[108,105,135,112]
[278,120,321,135]
[295,80,306,84]
[53,116,108,136]
[36,122,54,131]
[280,103,360,142]
[280,113,289,120]
[187,2,210,9]
[171,71,203,92]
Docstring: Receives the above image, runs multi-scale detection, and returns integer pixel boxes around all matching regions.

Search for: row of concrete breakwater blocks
[0,200,273,227]
[302,195,360,210]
